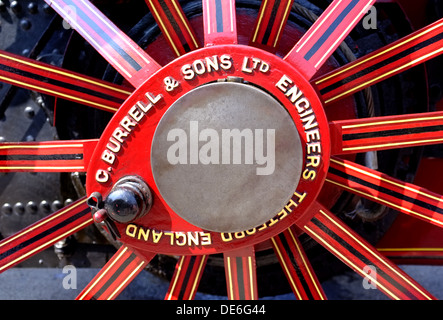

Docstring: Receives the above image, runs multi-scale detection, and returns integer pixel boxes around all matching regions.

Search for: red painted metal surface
[145,0,200,57]
[45,0,161,87]
[203,0,238,46]
[327,157,443,229]
[315,18,443,106]
[85,44,330,255]
[77,245,153,300]
[271,226,326,300]
[302,202,435,300]
[249,0,294,52]
[0,0,441,301]
[0,198,92,273]
[284,0,376,79]
[377,158,443,264]
[329,111,443,154]
[223,246,258,300]
[165,255,208,300]
[0,50,130,113]
[0,140,98,172]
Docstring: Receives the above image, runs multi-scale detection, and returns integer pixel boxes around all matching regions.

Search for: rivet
[52,200,63,211]
[42,3,52,14]
[10,1,21,14]
[26,201,38,214]
[1,203,12,215]
[40,200,51,214]
[24,106,35,119]
[20,19,32,31]
[14,202,25,215]
[27,2,38,14]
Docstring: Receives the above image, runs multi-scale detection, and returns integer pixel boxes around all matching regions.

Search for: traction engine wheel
[0,0,442,300]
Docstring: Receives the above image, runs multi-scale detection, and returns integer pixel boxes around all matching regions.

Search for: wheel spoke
[0,139,98,172]
[77,245,154,300]
[327,157,443,229]
[271,226,326,300]
[315,18,443,105]
[0,197,92,273]
[165,255,208,300]
[249,0,294,53]
[329,111,443,154]
[224,246,258,300]
[44,0,161,87]
[0,50,130,113]
[284,0,375,79]
[301,203,435,300]
[145,0,200,57]
[203,0,237,46]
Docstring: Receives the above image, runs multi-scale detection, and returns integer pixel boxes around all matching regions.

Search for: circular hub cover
[86,45,330,255]
[151,81,302,232]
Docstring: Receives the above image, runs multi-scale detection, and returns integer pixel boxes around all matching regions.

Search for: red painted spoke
[0,197,92,273]
[327,157,443,229]
[145,0,200,57]
[301,203,435,300]
[329,111,443,155]
[165,255,208,300]
[0,139,98,172]
[315,18,443,105]
[0,50,130,113]
[249,0,294,53]
[284,0,375,79]
[44,0,161,87]
[77,246,154,300]
[203,0,237,46]
[271,226,326,300]
[224,246,258,300]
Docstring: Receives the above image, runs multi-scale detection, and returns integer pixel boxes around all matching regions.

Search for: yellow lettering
[126,224,137,238]
[101,149,115,165]
[176,232,187,246]
[221,233,233,242]
[303,168,316,181]
[164,232,174,245]
[137,227,150,241]
[200,232,212,246]
[187,232,199,246]
[152,230,163,243]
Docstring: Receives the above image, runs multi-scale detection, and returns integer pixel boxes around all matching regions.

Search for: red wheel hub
[86,45,330,256]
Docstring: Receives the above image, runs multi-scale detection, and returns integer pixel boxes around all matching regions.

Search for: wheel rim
[0,0,442,300]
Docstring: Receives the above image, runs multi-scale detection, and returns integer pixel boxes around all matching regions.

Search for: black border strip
[342,124,443,141]
[215,0,224,33]
[0,154,83,161]
[235,256,246,299]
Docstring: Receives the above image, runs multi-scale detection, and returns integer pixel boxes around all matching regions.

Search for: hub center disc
[151,81,303,232]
